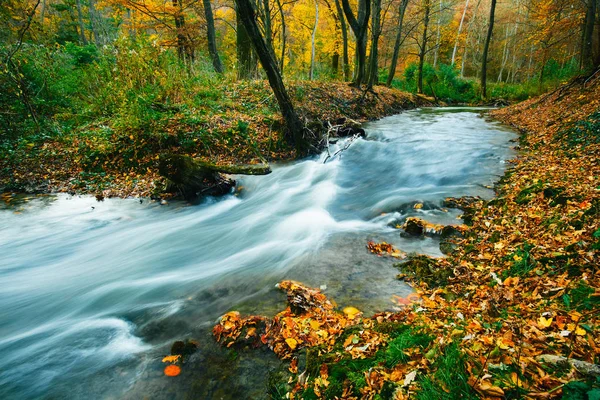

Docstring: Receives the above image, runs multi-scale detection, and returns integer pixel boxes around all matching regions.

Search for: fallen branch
[323,133,361,163]
[536,355,600,378]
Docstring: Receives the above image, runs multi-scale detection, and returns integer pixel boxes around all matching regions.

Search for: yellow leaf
[538,316,553,328]
[285,338,298,350]
[309,320,321,330]
[343,306,361,319]
[575,326,586,336]
[162,355,181,363]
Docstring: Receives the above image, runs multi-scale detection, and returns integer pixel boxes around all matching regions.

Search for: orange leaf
[164,364,181,377]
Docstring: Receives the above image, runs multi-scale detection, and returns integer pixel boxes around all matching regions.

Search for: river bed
[0,108,517,399]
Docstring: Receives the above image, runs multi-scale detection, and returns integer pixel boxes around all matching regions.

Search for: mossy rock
[395,255,453,288]
[439,225,464,255]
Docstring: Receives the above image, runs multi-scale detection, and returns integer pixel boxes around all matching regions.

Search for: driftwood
[536,355,600,378]
[194,159,271,175]
[158,154,271,199]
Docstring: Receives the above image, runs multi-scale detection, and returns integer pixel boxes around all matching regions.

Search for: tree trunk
[276,0,286,73]
[596,0,600,67]
[172,0,190,62]
[40,0,46,24]
[89,0,101,45]
[480,0,496,99]
[236,6,258,79]
[262,0,275,57]
[234,0,306,152]
[332,52,340,74]
[75,0,88,44]
[451,0,469,65]
[309,0,319,80]
[367,0,382,88]
[126,9,136,39]
[581,0,596,70]
[497,25,509,82]
[341,0,371,87]
[417,0,431,94]
[203,0,224,73]
[433,0,441,67]
[334,0,350,81]
[386,0,410,86]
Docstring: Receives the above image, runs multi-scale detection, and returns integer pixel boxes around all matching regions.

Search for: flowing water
[0,108,517,399]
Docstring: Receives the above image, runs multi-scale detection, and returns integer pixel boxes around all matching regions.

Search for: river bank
[0,81,432,199]
[211,77,600,398]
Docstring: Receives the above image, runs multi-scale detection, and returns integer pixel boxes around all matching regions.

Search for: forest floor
[0,81,431,199]
[209,73,600,399]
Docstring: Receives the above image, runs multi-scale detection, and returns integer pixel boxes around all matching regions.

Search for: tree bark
[234,0,306,152]
[480,0,496,99]
[341,0,371,87]
[236,6,258,79]
[386,0,410,86]
[367,0,382,88]
[581,0,596,70]
[418,0,431,94]
[75,0,88,44]
[334,0,350,81]
[203,0,224,73]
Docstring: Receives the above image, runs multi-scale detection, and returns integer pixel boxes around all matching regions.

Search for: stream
[0,108,517,399]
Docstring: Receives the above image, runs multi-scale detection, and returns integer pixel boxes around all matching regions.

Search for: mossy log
[158,154,271,198]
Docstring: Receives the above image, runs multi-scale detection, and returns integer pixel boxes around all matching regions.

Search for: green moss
[395,255,453,288]
[515,181,544,204]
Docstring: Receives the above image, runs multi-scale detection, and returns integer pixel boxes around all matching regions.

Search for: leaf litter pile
[212,76,600,399]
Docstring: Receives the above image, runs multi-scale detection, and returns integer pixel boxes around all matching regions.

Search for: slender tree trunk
[89,0,101,45]
[497,25,509,82]
[341,0,371,87]
[234,0,306,152]
[451,0,469,65]
[386,0,410,86]
[480,0,496,99]
[75,0,88,44]
[276,0,286,73]
[237,6,258,79]
[40,0,46,24]
[262,0,275,56]
[433,0,442,67]
[126,9,136,39]
[203,0,224,73]
[309,0,319,80]
[334,0,350,80]
[367,0,382,88]
[459,0,481,77]
[172,0,189,62]
[418,0,431,94]
[596,0,600,67]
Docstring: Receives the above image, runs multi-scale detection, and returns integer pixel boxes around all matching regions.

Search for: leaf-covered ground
[0,81,429,199]
[210,74,600,399]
